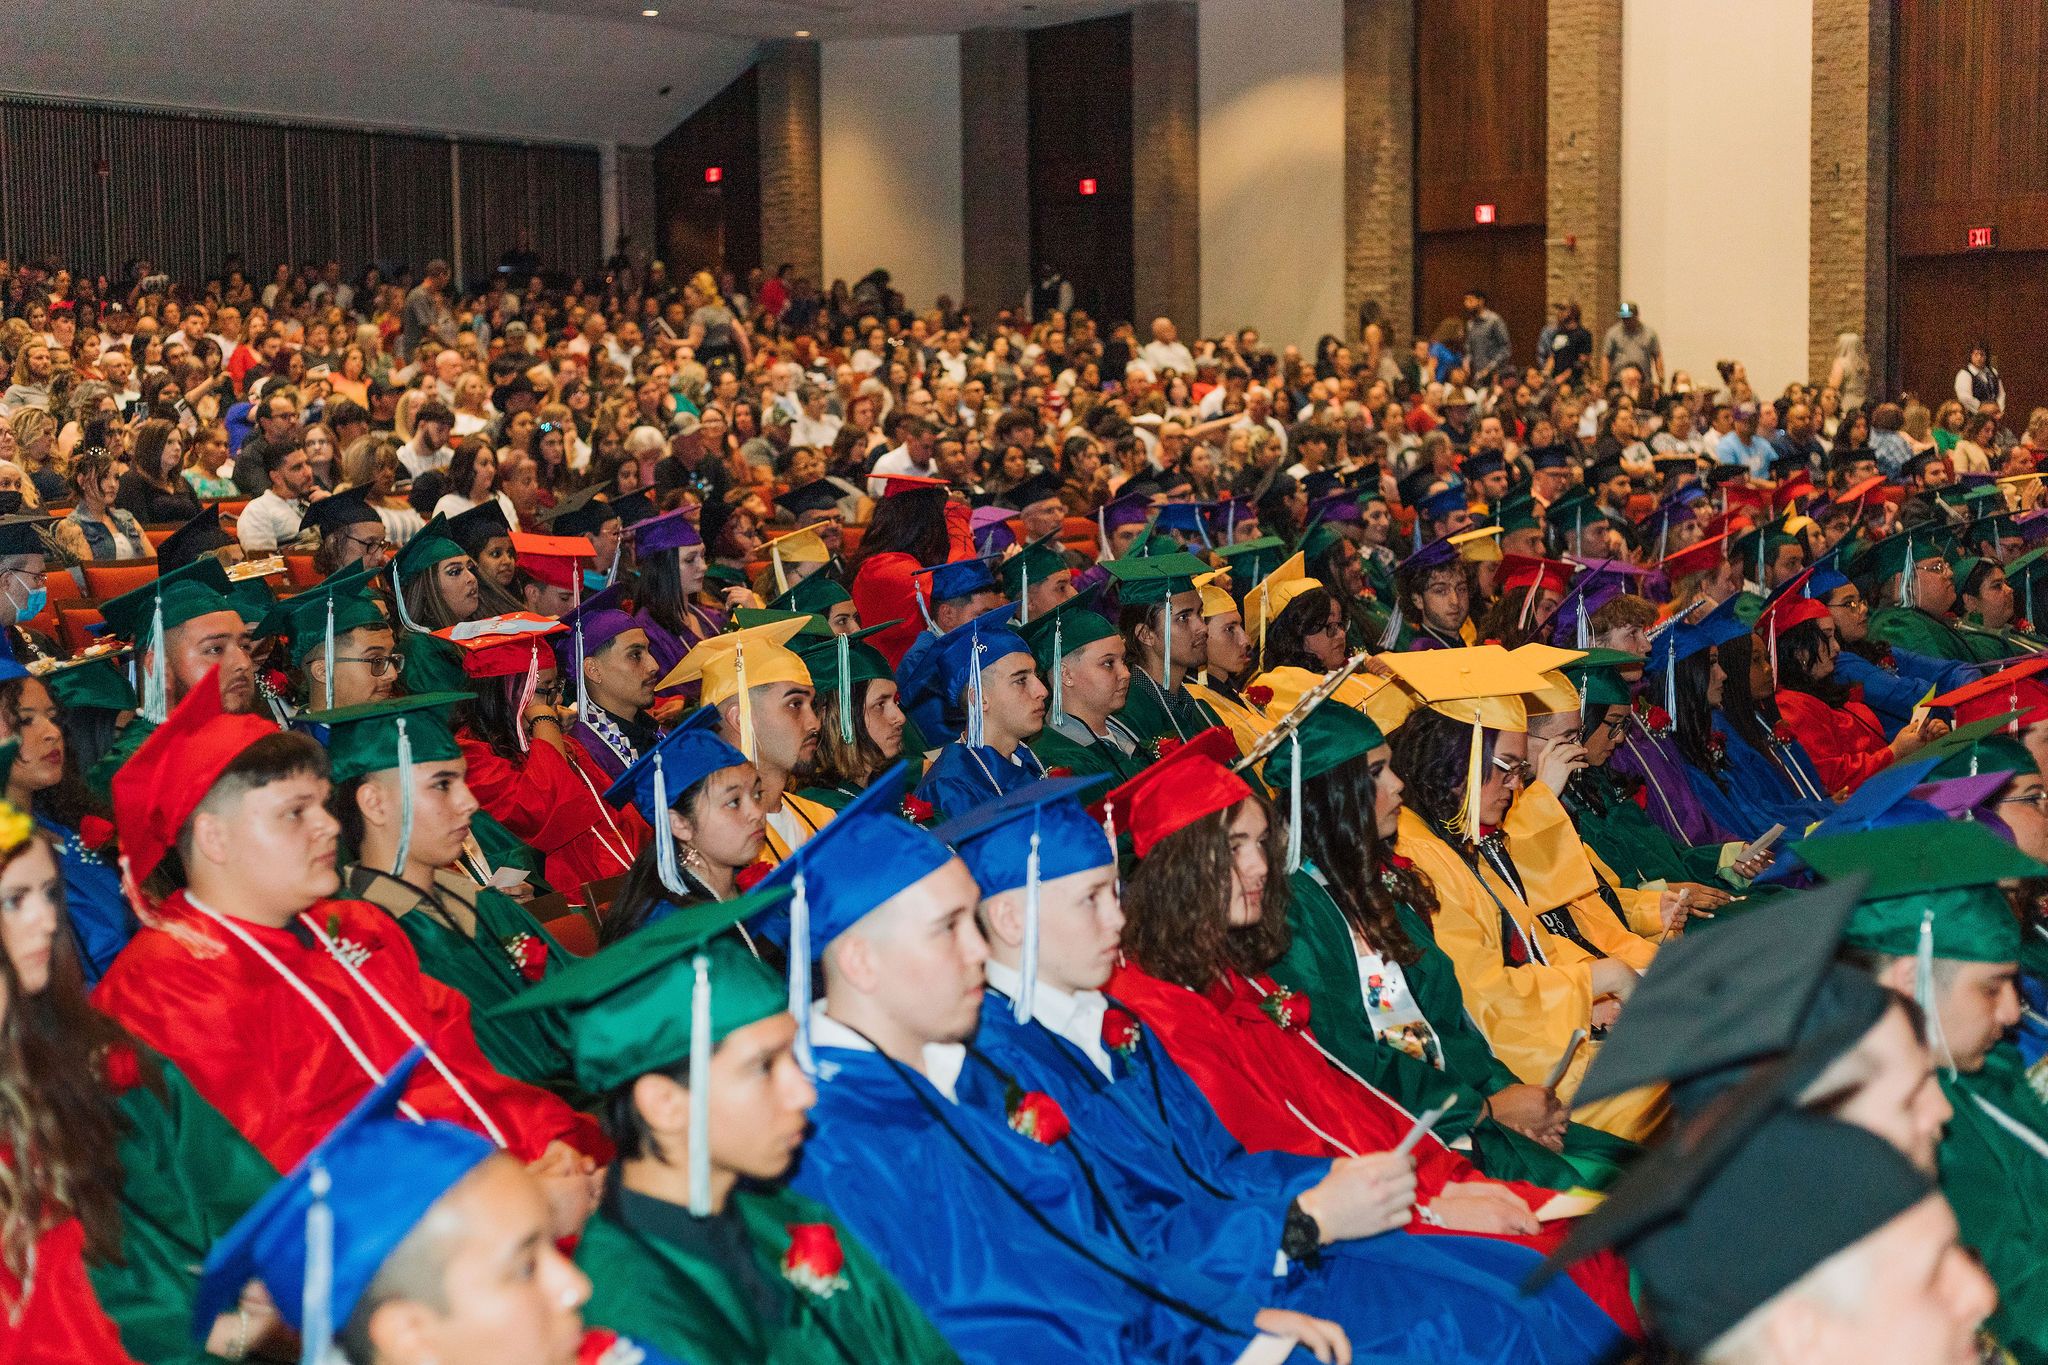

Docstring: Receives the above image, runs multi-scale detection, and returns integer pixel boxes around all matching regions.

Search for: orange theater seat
[56,606,104,655]
[284,554,322,588]
[142,526,177,550]
[80,560,160,601]
[542,914,597,958]
[43,571,84,606]
[838,524,864,555]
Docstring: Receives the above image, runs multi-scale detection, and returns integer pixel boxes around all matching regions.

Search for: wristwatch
[1280,1198,1322,1268]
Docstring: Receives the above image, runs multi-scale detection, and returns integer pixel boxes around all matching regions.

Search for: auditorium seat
[81,560,160,600]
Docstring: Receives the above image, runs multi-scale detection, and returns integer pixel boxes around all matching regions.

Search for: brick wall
[960,28,1032,318]
[1546,0,1621,329]
[1344,0,1414,344]
[1809,0,1890,387]
[757,39,823,285]
[1131,1,1201,334]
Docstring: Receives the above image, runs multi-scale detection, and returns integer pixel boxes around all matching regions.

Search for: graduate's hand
[1533,738,1588,795]
[1425,1180,1541,1237]
[1731,846,1776,880]
[1589,997,1622,1031]
[1363,654,1396,679]
[1485,1084,1568,1151]
[528,1141,600,1239]
[1253,1309,1351,1365]
[1590,959,1638,1001]
[1298,1152,1416,1242]
[1660,882,1729,931]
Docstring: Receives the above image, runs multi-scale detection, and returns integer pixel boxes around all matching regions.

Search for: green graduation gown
[1269,868,1634,1190]
[1111,669,1222,753]
[1560,769,1728,887]
[1027,714,1147,782]
[86,716,156,807]
[1938,1045,2048,1364]
[345,865,583,1102]
[576,1179,959,1365]
[88,1051,280,1365]
[1867,605,1980,664]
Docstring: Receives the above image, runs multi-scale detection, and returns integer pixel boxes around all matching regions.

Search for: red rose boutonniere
[1706,729,1728,765]
[1770,720,1796,747]
[1045,766,1075,778]
[734,861,774,893]
[502,932,548,982]
[1245,684,1275,708]
[1005,1083,1071,1145]
[901,795,936,824]
[1101,1007,1142,1058]
[100,1042,142,1093]
[782,1223,849,1298]
[1153,735,1187,760]
[1637,702,1672,736]
[1260,985,1312,1031]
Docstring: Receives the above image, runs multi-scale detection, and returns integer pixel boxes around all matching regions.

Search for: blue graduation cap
[932,775,1114,1024]
[1150,501,1215,548]
[929,604,1031,747]
[605,702,752,897]
[1416,483,1470,525]
[0,629,26,685]
[1644,592,1751,718]
[194,1049,495,1353]
[911,557,1000,629]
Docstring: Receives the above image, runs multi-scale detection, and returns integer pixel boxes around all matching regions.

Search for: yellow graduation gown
[1183,680,1267,755]
[1501,783,1663,971]
[762,791,838,865]
[1395,807,1667,1142]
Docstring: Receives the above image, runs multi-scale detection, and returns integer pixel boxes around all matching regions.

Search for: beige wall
[1620,0,1813,396]
[1198,0,1347,349]
[820,36,965,309]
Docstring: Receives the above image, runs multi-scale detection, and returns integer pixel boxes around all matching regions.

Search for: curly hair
[1120,791,1293,989]
[1778,618,1852,708]
[1296,750,1423,965]
[1388,705,1497,847]
[1252,586,1338,677]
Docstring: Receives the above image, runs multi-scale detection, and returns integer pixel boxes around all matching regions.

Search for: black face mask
[0,492,25,517]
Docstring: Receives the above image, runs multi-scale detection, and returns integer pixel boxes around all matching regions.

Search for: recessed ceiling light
[794,28,811,36]
[641,8,659,15]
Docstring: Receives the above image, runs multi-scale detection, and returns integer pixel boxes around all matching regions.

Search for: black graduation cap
[542,485,622,539]
[1584,456,1626,488]
[1526,443,1573,471]
[1299,470,1344,501]
[298,485,383,542]
[697,495,738,550]
[777,479,844,521]
[999,470,1064,511]
[1535,1062,1934,1354]
[1574,872,1877,1109]
[0,515,54,560]
[445,500,512,556]
[155,507,232,572]
[610,490,655,529]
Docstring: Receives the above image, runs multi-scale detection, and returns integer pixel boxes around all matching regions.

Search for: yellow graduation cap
[1507,642,1589,717]
[1449,524,1505,563]
[1379,645,1556,837]
[763,524,832,596]
[1192,569,1237,620]
[1242,552,1324,662]
[657,619,814,760]
[1247,663,1416,738]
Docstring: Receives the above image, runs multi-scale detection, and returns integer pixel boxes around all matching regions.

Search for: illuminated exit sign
[1474,203,1497,225]
[1967,225,1995,249]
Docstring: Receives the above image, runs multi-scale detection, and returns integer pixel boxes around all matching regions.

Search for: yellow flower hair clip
[0,802,33,856]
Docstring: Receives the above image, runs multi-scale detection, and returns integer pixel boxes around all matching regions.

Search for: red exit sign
[1967,225,1995,249]
[1078,177,1097,196]
[704,165,723,184]
[1474,203,1497,225]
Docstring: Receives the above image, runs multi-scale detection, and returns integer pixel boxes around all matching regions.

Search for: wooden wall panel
[1415,226,1547,365]
[0,104,109,275]
[1027,13,1135,327]
[1894,252,2048,427]
[652,66,761,284]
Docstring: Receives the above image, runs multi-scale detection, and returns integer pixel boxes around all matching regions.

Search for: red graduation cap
[1660,530,1731,580]
[1094,726,1246,859]
[1928,655,2048,729]
[1719,484,1773,514]
[510,531,596,591]
[113,665,281,884]
[434,614,568,679]
[1772,472,1816,513]
[873,474,949,499]
[1501,553,1573,596]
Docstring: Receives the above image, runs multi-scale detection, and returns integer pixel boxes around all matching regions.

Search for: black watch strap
[1280,1198,1322,1268]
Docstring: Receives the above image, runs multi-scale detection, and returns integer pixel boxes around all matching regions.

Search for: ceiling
[470,0,1133,39]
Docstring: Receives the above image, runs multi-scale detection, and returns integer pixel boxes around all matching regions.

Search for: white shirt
[1231,412,1289,455]
[398,437,451,480]
[811,1006,966,1101]
[985,960,1114,1080]
[934,350,969,384]
[866,442,936,496]
[1141,339,1195,377]
[431,490,518,527]
[237,489,306,552]
[790,411,842,452]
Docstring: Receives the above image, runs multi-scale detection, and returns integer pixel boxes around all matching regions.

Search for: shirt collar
[985,959,1113,1080]
[812,1004,966,1103]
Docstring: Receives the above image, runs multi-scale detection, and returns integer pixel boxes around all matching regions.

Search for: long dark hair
[1121,791,1292,989]
[598,782,716,948]
[637,547,693,638]
[456,674,529,763]
[1297,751,1422,964]
[401,558,470,630]
[1778,618,1851,707]
[1670,649,1725,780]
[1717,633,1779,755]
[1253,586,1338,678]
[810,678,895,791]
[846,488,948,574]
[1389,706,1496,848]
[0,678,95,831]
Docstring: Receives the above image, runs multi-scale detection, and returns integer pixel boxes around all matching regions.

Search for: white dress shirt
[811,1006,966,1101]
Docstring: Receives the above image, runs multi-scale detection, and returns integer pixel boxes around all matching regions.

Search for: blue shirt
[1715,432,1775,479]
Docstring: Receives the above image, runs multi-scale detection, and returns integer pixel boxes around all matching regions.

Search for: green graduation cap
[99,559,241,723]
[1494,490,1540,536]
[260,567,391,709]
[2002,544,2048,625]
[767,572,852,619]
[789,622,897,744]
[1726,589,1768,628]
[1213,536,1286,591]
[996,532,1072,615]
[491,887,792,1214]
[1558,646,1640,708]
[1728,518,1803,582]
[1015,589,1116,724]
[42,657,135,715]
[390,515,465,632]
[1120,529,1182,561]
[732,606,835,640]
[1913,711,2030,778]
[1848,531,1943,596]
[704,562,752,593]
[303,692,471,875]
[1259,700,1382,794]
[1105,551,1206,605]
[1798,821,2041,964]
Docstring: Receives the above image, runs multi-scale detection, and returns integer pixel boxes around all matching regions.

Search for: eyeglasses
[2000,790,2048,810]
[1832,595,1868,613]
[333,653,406,678]
[1491,755,1535,784]
[337,530,393,555]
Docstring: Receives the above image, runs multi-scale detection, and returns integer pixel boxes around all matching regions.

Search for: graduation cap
[299,485,385,547]
[1240,551,1322,661]
[1849,529,1943,603]
[1922,712,2035,780]
[154,506,234,572]
[113,664,282,884]
[1212,535,1286,591]
[1191,569,1236,621]
[194,1050,500,1354]
[1106,550,1204,674]
[495,889,790,1209]
[761,523,830,596]
[1016,589,1115,723]
[790,621,896,744]
[2001,544,2048,627]
[768,571,853,620]
[1098,727,1247,858]
[1509,642,1593,717]
[553,583,642,721]
[44,656,136,714]
[1926,654,2048,729]
[1492,490,1540,535]
[1447,524,1503,563]
[1461,451,1506,484]
[306,692,469,873]
[658,618,812,761]
[928,605,1032,746]
[1256,694,1384,873]
[1558,646,1639,709]
[1378,647,1555,836]
[259,569,389,708]
[609,489,655,529]
[996,532,1072,618]
[1149,500,1216,548]
[777,479,846,522]
[0,514,52,560]
[99,559,240,724]
[631,507,703,557]
[1526,443,1573,471]
[1094,488,1155,556]
[389,515,466,632]
[1204,495,1260,544]
[873,473,949,499]
[1414,483,1471,528]
[603,705,752,898]
[999,469,1064,512]
[1657,529,1728,583]
[444,500,513,560]
[933,775,1116,1022]
[541,484,623,541]
[910,557,1000,628]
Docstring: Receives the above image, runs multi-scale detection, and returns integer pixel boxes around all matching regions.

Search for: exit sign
[1967,225,1995,249]
[1078,177,1098,196]
[1474,203,1497,225]
[704,165,723,184]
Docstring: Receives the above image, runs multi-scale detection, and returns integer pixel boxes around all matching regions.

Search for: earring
[681,844,710,875]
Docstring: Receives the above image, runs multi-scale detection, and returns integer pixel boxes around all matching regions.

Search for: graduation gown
[85,716,154,807]
[850,552,931,670]
[92,892,607,1171]
[1606,717,1730,845]
[911,740,1047,821]
[1394,809,1666,1143]
[1938,1046,2048,1364]
[577,1178,958,1365]
[44,819,135,988]
[1269,870,1634,1190]
[638,604,728,702]
[893,628,951,749]
[1832,643,1969,733]
[1772,687,1893,795]
[1111,669,1222,753]
[762,792,836,865]
[1102,960,1640,1333]
[1184,680,1271,755]
[0,1214,138,1364]
[971,979,1627,1364]
[1867,604,1979,664]
[88,1050,279,1365]
[1027,713,1147,783]
[792,1038,1305,1365]
[345,866,582,1100]
[456,730,649,897]
[1558,769,1728,888]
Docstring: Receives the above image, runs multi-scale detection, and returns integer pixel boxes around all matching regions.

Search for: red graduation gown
[0,1216,139,1364]
[93,893,608,1171]
[456,730,649,899]
[1106,961,1640,1334]
[1772,688,1892,795]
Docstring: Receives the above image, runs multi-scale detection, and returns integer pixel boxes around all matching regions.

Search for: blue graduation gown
[794,1042,1353,1365]
[894,628,951,747]
[912,741,1047,821]
[971,991,1626,1365]
[1709,710,1831,828]
[47,819,135,986]
[1833,645,1970,734]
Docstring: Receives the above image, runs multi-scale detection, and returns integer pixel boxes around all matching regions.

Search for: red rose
[1645,705,1672,733]
[1045,766,1075,778]
[100,1042,141,1093]
[1101,1007,1142,1057]
[1006,1086,1071,1145]
[1154,736,1186,760]
[1245,684,1275,708]
[1770,721,1795,745]
[901,795,936,823]
[502,932,548,982]
[783,1223,849,1297]
[1260,985,1312,1031]
[734,861,774,893]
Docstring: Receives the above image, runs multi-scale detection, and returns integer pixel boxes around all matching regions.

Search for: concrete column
[1809,0,1890,386]
[1344,0,1414,342]
[599,140,620,259]
[1131,1,1201,334]
[959,28,1031,318]
[1546,0,1622,327]
[756,38,823,282]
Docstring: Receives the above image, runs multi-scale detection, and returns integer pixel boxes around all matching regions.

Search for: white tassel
[791,872,814,1076]
[835,633,854,744]
[688,954,713,1215]
[1048,618,1065,724]
[390,719,414,878]
[653,753,690,899]
[391,560,422,634]
[735,642,755,760]
[141,597,168,724]
[1019,561,1030,626]
[1918,909,1955,1075]
[322,594,336,711]
[300,1161,334,1365]
[513,643,540,754]
[1015,824,1041,1024]
[967,638,987,749]
[1286,731,1303,873]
